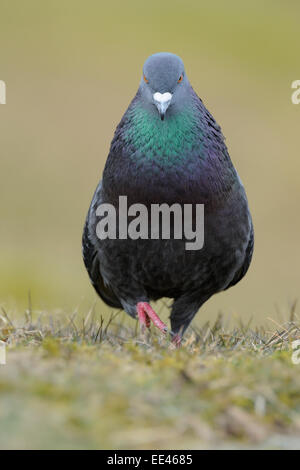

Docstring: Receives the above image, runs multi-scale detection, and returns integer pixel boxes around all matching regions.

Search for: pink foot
[137,302,168,334]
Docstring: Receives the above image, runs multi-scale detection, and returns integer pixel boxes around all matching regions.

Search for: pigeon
[82,52,254,345]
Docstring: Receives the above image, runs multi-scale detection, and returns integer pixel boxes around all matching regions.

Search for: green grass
[0,306,299,449]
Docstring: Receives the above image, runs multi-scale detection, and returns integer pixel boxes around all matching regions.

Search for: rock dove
[82,52,254,345]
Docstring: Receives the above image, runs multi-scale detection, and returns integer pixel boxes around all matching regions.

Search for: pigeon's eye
[143,75,149,84]
[177,74,183,83]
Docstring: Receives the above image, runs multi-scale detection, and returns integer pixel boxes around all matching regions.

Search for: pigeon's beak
[153,92,172,120]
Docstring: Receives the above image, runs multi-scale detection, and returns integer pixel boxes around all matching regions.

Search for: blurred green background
[0,0,299,324]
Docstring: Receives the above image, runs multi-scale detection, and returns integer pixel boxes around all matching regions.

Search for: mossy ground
[0,307,299,450]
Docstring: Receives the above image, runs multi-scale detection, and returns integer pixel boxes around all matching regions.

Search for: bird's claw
[137,302,181,346]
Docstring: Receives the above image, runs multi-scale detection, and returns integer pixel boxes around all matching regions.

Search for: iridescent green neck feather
[124,103,201,165]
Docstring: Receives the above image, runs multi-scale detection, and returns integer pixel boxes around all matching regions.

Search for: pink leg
[137,303,151,332]
[137,302,168,334]
[171,333,182,348]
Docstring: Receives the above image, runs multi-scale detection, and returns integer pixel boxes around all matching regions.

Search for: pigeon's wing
[82,182,122,309]
[225,222,254,290]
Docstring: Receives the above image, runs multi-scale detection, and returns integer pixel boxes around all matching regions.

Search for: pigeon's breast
[104,99,238,209]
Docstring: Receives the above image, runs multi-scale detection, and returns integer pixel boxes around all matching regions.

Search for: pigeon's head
[139,52,190,121]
